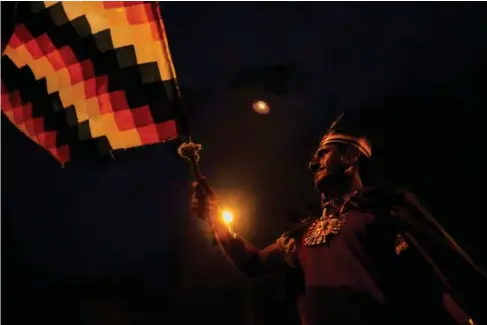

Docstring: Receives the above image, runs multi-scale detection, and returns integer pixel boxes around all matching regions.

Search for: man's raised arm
[192,178,296,277]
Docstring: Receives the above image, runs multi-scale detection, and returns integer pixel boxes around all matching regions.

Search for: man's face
[309,143,344,191]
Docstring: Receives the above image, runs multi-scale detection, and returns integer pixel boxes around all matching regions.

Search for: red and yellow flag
[2,1,181,164]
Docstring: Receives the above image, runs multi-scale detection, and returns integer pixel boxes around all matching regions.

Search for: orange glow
[252,100,270,114]
[221,210,234,225]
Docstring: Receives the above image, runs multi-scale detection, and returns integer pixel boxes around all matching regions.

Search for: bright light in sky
[221,210,234,225]
[252,100,270,114]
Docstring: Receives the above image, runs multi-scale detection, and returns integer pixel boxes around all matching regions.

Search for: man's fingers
[191,195,218,207]
[192,181,207,196]
[191,192,219,220]
[191,177,217,221]
[192,182,206,194]
[197,177,214,194]
[191,177,215,198]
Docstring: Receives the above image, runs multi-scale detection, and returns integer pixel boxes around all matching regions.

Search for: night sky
[3,2,487,325]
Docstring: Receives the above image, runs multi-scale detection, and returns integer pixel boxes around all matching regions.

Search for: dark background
[2,2,487,325]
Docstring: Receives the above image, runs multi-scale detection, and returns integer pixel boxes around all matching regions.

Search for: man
[191,113,480,325]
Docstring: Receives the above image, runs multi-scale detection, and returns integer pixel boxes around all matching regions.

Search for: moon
[252,100,270,115]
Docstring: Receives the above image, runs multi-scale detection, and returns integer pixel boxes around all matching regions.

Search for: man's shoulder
[275,218,313,269]
[356,186,419,209]
[358,186,410,199]
[280,217,313,240]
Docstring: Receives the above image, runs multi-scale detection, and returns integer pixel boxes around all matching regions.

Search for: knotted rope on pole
[178,140,203,180]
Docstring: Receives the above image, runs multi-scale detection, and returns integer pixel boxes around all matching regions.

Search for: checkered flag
[2,1,185,164]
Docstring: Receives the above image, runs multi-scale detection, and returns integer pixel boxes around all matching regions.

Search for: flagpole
[151,5,215,317]
[152,3,204,182]
[177,135,204,181]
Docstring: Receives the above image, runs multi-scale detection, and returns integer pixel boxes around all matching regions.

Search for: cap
[318,113,372,158]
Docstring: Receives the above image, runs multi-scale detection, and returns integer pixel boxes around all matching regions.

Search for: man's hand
[191,177,219,221]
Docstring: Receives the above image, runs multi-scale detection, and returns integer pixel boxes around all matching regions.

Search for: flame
[221,210,234,225]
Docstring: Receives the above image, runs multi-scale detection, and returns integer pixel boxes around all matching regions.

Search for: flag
[1,1,182,164]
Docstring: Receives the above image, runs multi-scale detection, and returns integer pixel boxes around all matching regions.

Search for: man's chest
[301,210,380,251]
[297,210,397,286]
